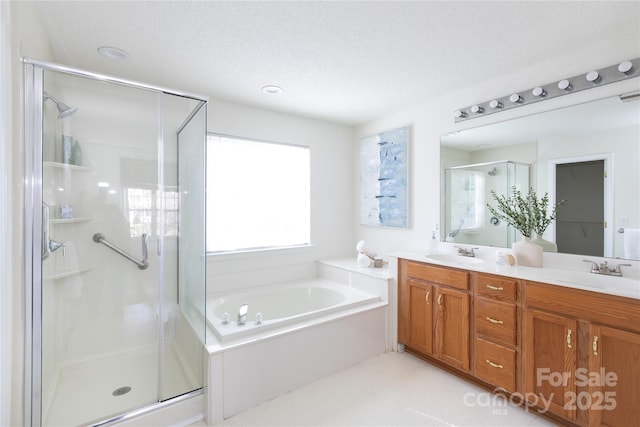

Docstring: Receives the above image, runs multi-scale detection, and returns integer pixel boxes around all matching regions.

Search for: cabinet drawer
[475,298,517,346]
[405,261,469,290]
[475,274,517,302]
[475,337,516,392]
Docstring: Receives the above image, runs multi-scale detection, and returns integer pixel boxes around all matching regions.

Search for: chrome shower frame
[23,59,208,427]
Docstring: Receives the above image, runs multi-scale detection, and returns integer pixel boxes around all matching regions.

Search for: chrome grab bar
[92,232,149,270]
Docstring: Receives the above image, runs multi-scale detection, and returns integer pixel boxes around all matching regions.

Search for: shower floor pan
[44,343,195,426]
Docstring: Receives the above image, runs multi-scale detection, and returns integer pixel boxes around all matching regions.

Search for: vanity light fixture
[586,70,601,83]
[532,87,546,97]
[454,57,640,122]
[558,79,572,91]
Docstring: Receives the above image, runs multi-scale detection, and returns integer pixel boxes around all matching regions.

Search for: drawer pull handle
[486,284,504,291]
[593,335,599,356]
[567,329,573,349]
[486,359,504,369]
[486,316,504,325]
[437,294,443,307]
[425,291,430,304]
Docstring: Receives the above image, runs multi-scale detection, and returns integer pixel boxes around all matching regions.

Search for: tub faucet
[237,304,248,325]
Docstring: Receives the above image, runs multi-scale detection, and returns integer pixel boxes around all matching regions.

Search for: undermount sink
[425,253,484,264]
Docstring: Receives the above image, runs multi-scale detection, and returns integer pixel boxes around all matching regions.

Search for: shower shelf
[50,217,92,224]
[44,267,93,281]
[43,161,91,172]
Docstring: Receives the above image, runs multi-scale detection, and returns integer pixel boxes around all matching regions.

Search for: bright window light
[206,134,310,253]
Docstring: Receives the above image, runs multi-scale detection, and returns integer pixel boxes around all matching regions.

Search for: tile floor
[193,351,558,426]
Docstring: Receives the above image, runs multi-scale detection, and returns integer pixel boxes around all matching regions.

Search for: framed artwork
[359,126,409,228]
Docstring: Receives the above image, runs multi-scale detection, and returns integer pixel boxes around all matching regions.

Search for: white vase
[512,236,543,267]
[531,233,558,253]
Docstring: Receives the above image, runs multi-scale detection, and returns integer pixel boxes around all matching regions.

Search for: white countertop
[391,250,640,300]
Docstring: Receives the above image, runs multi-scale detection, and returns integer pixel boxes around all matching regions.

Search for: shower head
[43,92,77,119]
[488,167,499,176]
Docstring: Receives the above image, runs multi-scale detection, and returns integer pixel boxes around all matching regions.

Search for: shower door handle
[42,203,50,260]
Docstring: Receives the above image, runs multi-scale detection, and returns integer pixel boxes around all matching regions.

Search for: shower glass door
[26,61,206,426]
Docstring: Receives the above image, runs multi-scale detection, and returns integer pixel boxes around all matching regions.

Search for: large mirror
[440,94,640,260]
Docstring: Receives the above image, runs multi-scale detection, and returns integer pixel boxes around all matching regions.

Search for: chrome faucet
[583,259,632,277]
[237,304,248,325]
[454,246,479,257]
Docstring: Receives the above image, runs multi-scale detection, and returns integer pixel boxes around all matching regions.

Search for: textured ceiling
[30,1,640,126]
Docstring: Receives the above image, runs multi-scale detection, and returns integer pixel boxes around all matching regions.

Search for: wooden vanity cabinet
[473,273,520,393]
[525,280,640,426]
[398,258,640,427]
[398,260,470,371]
[524,308,578,421]
[403,278,434,355]
[588,325,640,427]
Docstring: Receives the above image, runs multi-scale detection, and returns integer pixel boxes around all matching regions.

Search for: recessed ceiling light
[262,85,283,95]
[98,46,131,61]
[477,143,491,148]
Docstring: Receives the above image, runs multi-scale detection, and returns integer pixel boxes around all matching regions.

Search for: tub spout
[237,304,248,325]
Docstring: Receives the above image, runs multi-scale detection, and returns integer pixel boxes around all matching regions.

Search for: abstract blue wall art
[360,126,409,228]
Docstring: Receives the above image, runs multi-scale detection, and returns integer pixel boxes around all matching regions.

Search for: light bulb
[586,71,601,83]
[532,87,546,97]
[558,79,572,90]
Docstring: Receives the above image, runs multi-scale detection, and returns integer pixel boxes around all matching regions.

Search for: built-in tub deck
[204,260,392,424]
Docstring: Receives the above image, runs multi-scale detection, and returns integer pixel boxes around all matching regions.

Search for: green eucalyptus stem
[487,186,564,239]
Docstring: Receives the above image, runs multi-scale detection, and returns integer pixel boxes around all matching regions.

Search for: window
[126,187,179,237]
[206,134,310,253]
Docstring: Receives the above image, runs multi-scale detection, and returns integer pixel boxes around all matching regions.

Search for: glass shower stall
[444,160,530,248]
[24,60,207,426]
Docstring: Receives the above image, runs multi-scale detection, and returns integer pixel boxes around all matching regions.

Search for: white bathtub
[207,279,380,342]
[205,269,390,424]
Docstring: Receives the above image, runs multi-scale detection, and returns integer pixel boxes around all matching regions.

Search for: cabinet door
[589,325,640,427]
[435,287,470,371]
[405,279,434,355]
[524,309,577,420]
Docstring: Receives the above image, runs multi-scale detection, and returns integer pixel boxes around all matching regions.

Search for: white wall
[354,36,640,260]
[206,99,355,294]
